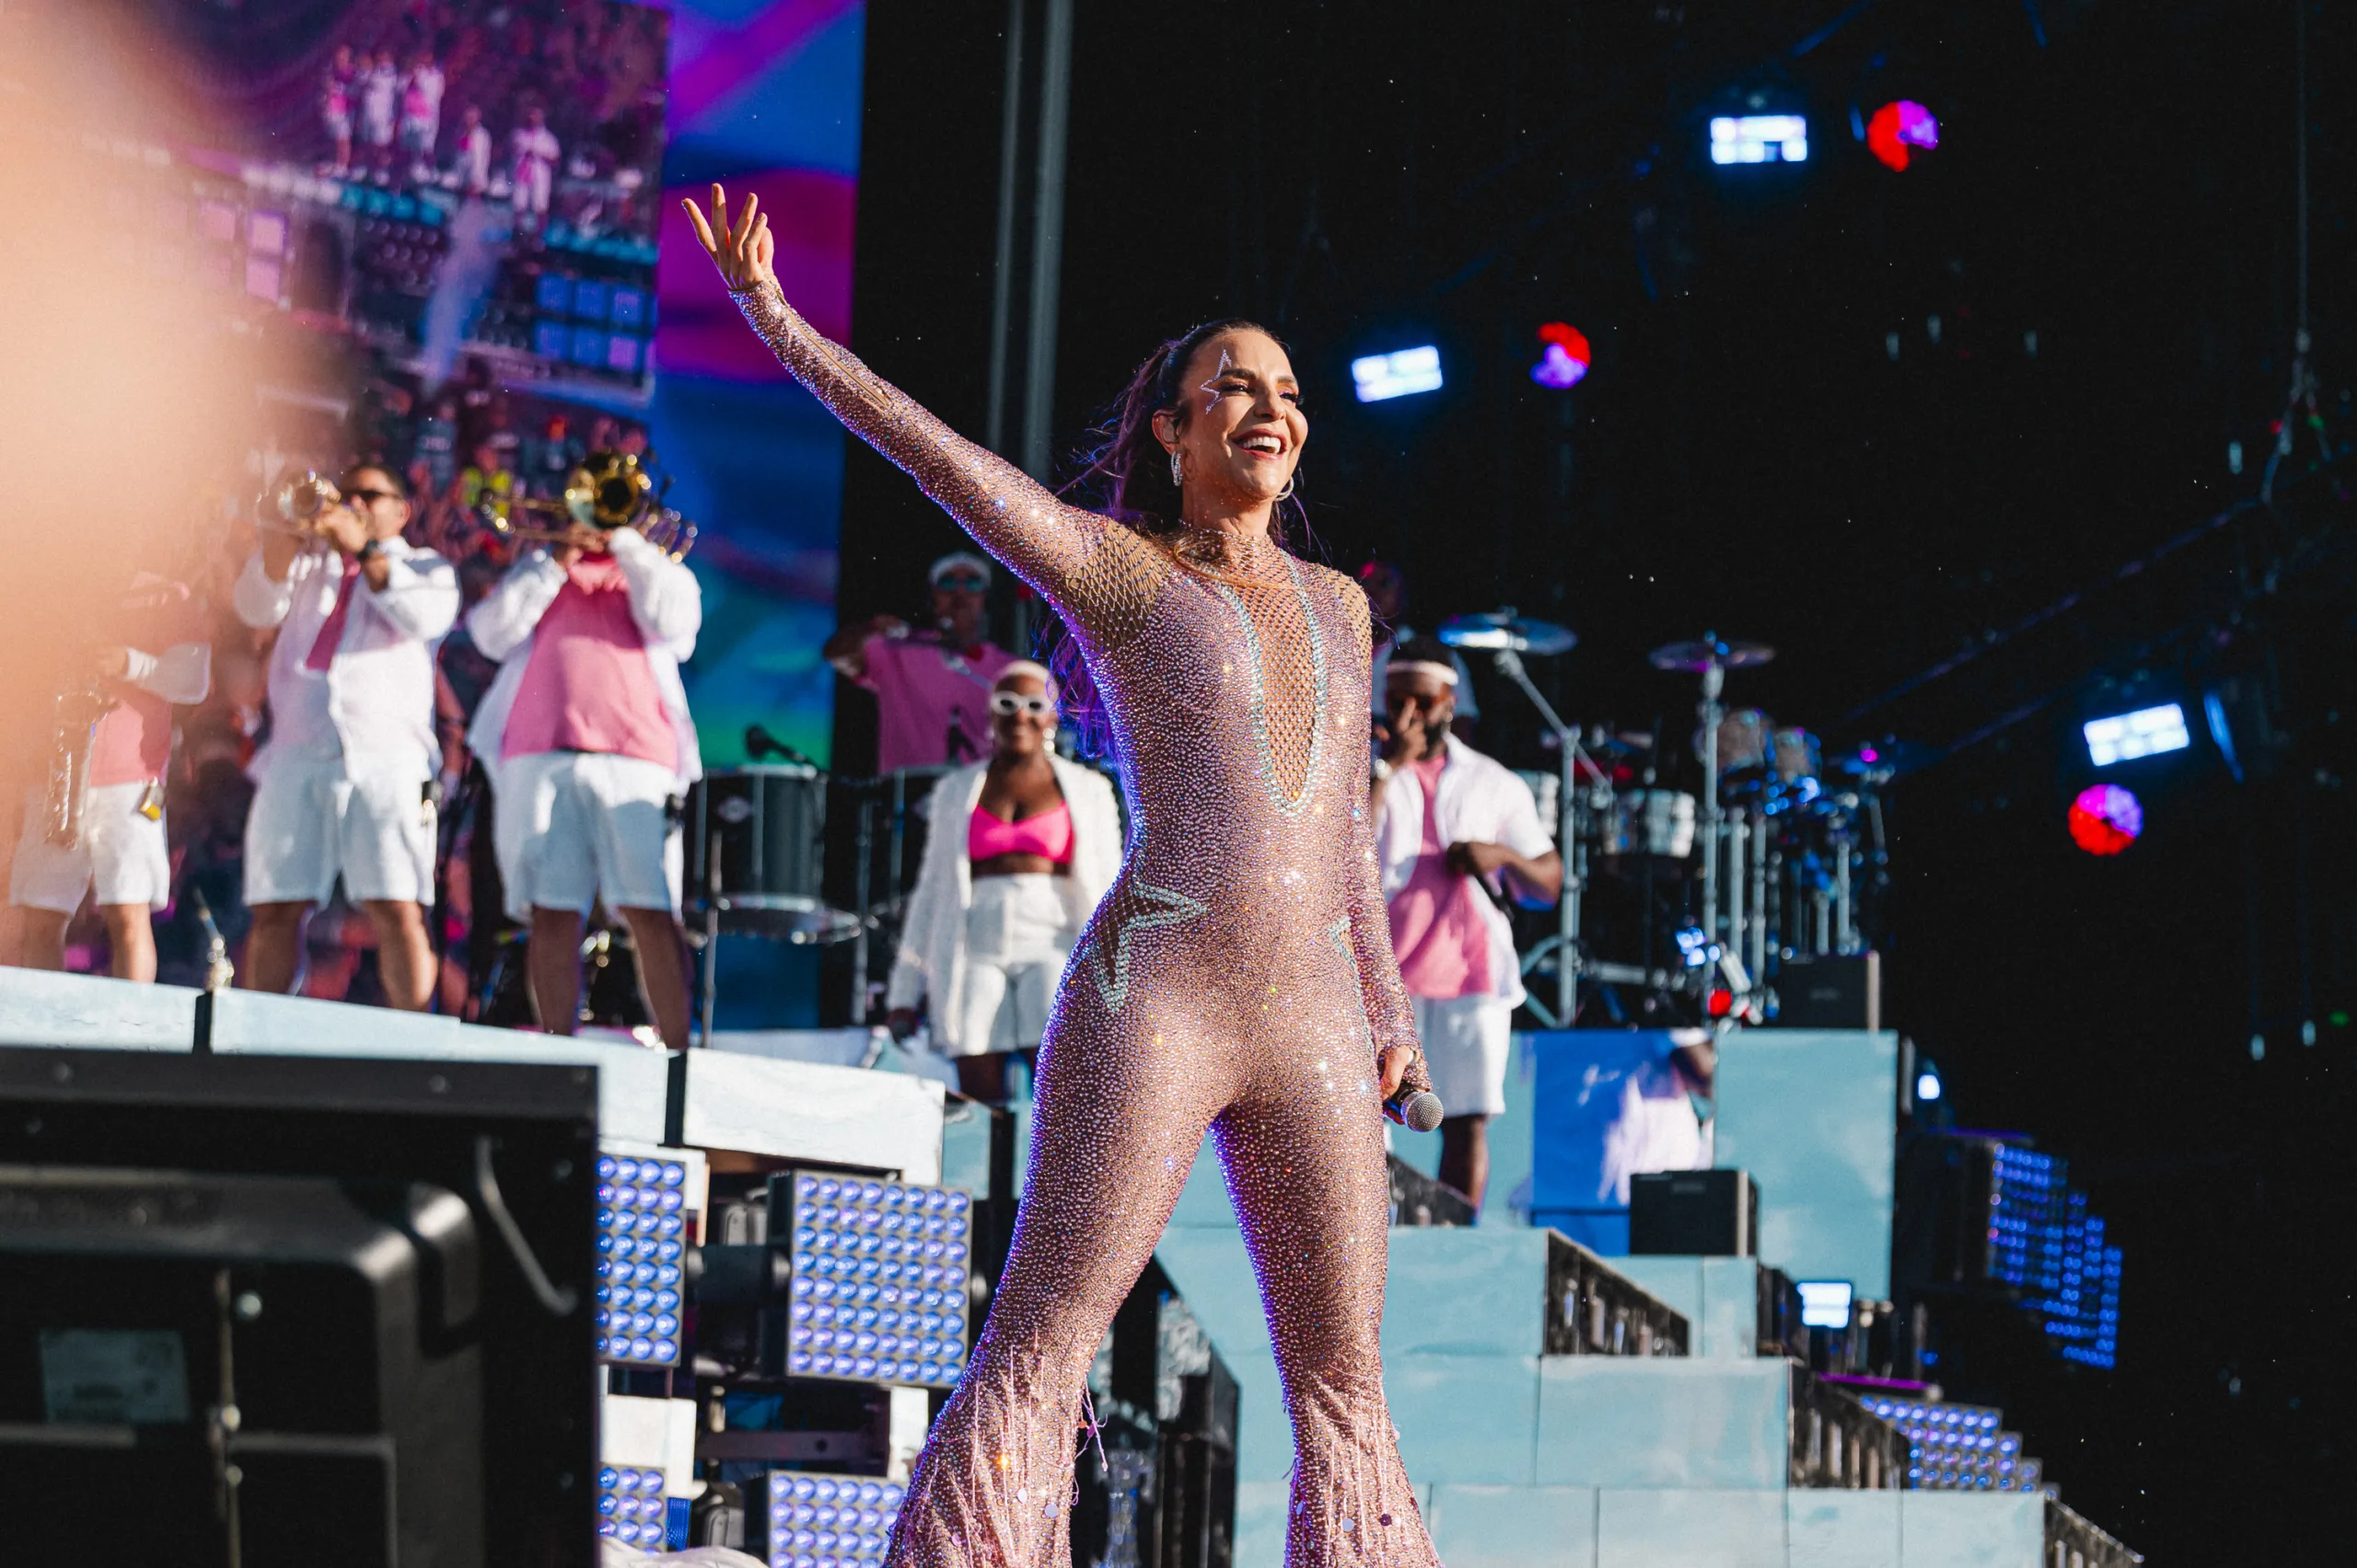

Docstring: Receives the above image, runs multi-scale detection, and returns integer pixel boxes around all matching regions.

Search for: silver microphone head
[1399,1090,1445,1132]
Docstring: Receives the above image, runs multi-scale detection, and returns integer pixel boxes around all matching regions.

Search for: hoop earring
[1276,473,1296,502]
[1169,450,1184,489]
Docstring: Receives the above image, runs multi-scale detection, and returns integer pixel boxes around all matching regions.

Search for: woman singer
[686,187,1439,1568]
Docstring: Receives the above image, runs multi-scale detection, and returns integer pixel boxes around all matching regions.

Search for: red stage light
[1706,987,1736,1018]
[1531,321,1591,389]
[1866,100,1940,171]
[2067,784,2142,856]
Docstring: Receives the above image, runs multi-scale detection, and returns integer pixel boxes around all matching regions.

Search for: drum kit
[1437,615,1897,1028]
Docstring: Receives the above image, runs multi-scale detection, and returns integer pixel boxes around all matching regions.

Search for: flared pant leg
[1216,1064,1442,1567]
[883,1000,1226,1566]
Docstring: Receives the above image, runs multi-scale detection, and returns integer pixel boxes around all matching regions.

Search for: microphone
[744,725,820,767]
[1387,1088,1446,1132]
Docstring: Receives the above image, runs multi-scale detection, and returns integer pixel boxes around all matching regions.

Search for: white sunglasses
[990,692,1054,717]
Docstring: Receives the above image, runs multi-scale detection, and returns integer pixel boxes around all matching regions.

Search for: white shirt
[1376,735,1553,1007]
[464,528,704,793]
[512,124,560,176]
[234,540,459,783]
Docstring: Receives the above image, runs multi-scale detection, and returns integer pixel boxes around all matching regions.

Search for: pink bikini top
[968,800,1074,865]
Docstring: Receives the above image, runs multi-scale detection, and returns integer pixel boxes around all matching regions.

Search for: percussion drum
[1601,788,1697,859]
[688,764,859,943]
[1771,726,1821,784]
[1713,708,1773,775]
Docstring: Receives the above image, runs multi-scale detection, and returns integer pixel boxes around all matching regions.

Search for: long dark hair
[1040,319,1310,758]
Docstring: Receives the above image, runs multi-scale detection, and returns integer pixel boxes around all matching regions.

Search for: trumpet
[475,451,697,561]
[256,469,357,541]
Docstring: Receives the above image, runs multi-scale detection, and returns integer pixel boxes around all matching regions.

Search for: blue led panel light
[593,1155,691,1366]
[767,1471,905,1568]
[783,1173,972,1389]
[597,1465,672,1550]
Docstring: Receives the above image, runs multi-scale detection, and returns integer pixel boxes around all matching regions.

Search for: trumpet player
[234,464,459,1010]
[465,472,702,1049]
[8,577,211,981]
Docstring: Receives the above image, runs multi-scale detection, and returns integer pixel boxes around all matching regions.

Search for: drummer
[825,552,1018,773]
[1358,560,1480,736]
[1374,638,1561,1208]
[884,663,1122,1104]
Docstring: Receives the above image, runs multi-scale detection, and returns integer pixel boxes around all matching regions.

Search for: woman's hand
[681,183,776,295]
[1380,1043,1415,1101]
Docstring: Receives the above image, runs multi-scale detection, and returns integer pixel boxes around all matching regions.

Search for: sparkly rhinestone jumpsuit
[733,284,1441,1568]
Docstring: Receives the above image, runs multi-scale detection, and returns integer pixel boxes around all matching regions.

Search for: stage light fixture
[597,1466,676,1551]
[593,1154,693,1367]
[2067,784,2142,857]
[1530,322,1591,389]
[1710,114,1808,165]
[1796,1280,1853,1330]
[1915,1069,1942,1104]
[1866,100,1940,171]
[782,1171,973,1389]
[767,1472,907,1568]
[2082,703,2189,767]
[1352,345,1444,403]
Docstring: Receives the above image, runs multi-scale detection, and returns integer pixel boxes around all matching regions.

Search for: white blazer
[234,540,459,784]
[885,755,1124,1034]
[463,528,703,792]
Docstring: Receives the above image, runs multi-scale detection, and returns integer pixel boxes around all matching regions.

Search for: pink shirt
[502,555,676,769]
[858,634,1017,773]
[89,580,203,789]
[1386,752,1493,999]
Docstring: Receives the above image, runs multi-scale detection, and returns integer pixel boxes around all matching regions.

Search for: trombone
[475,451,697,562]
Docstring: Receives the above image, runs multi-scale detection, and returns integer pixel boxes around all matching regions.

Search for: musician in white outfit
[235,464,459,1009]
[465,509,702,1048]
[9,576,211,981]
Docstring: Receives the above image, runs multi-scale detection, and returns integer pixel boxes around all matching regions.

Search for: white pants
[496,750,679,922]
[1411,993,1515,1118]
[245,757,436,907]
[10,783,170,914]
[948,873,1074,1057]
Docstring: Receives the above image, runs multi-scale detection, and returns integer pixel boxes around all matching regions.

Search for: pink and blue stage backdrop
[655,0,865,767]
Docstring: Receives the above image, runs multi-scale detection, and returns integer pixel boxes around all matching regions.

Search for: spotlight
[1530,322,1591,389]
[2081,703,2189,767]
[1796,1280,1854,1330]
[1866,101,1940,171]
[768,1470,906,1568]
[780,1172,973,1389]
[1915,1069,1943,1104]
[592,1154,695,1367]
[1710,114,1808,165]
[1352,345,1444,402]
[2067,784,2142,857]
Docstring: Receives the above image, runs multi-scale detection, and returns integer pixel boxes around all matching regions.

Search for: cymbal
[1648,634,1775,673]
[1438,610,1577,656]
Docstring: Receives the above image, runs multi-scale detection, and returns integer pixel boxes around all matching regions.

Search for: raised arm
[686,188,1155,633]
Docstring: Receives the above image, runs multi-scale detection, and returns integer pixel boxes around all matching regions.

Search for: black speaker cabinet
[1772,953,1881,1032]
[1630,1168,1759,1257]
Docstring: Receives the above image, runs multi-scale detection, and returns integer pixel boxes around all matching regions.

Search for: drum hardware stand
[1491,645,1589,1028]
[848,793,878,1025]
[1747,808,1771,982]
[698,852,721,1047]
[1697,658,1725,957]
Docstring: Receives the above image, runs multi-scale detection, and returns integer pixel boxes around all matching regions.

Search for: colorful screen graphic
[655,0,865,767]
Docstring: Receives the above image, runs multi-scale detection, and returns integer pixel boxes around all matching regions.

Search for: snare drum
[1771,726,1821,784]
[687,764,859,942]
[1601,788,1697,858]
[1713,708,1773,774]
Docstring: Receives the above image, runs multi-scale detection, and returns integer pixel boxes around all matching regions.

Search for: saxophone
[39,680,113,850]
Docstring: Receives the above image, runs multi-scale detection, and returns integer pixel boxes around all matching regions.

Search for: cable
[473,1135,578,1318]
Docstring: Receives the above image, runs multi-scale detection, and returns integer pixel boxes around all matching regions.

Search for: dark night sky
[845,3,2355,1556]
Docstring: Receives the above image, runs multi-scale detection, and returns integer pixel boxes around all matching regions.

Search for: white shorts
[948,874,1074,1057]
[10,783,171,914]
[495,751,680,923]
[245,757,436,907]
[1411,993,1515,1119]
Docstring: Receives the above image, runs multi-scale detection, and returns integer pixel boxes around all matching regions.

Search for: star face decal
[1078,880,1209,1013]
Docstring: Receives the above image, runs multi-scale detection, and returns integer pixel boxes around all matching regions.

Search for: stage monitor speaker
[1773,952,1880,1031]
[1630,1168,1758,1257]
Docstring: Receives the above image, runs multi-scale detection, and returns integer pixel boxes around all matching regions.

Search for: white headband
[994,659,1058,699]
[1387,659,1459,688]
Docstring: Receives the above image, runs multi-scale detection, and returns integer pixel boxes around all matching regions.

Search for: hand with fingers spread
[681,182,775,295]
